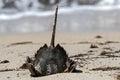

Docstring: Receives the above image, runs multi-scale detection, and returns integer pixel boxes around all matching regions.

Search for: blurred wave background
[0,0,120,35]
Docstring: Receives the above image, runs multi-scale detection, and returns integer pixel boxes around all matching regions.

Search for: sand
[0,32,120,80]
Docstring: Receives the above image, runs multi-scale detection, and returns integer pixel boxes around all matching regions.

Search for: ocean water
[0,0,120,35]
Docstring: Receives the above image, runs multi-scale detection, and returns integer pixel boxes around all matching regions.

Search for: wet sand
[0,32,120,80]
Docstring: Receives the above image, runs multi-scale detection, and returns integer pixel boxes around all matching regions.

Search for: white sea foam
[0,5,120,20]
[0,0,120,20]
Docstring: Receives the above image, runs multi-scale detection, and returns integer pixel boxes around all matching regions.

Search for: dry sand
[0,32,120,80]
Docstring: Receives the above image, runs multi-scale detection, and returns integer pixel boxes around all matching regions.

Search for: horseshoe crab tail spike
[50,5,58,47]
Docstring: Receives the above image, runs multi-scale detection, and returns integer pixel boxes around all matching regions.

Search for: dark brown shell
[35,44,68,75]
[27,44,69,77]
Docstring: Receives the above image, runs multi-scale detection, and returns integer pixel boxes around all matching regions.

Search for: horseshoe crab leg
[26,57,41,77]
[67,59,78,72]
[69,62,77,72]
[27,63,37,77]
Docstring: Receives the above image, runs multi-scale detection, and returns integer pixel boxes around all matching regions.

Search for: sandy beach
[0,32,120,80]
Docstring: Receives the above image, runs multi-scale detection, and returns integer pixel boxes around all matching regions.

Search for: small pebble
[95,35,103,39]
[90,44,98,48]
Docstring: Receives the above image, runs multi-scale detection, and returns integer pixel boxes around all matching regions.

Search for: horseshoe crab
[26,6,78,77]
